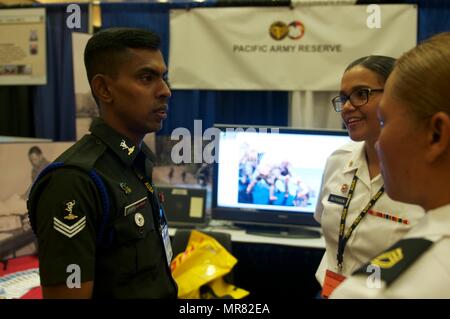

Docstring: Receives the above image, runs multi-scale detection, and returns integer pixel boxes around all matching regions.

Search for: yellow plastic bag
[171,230,249,299]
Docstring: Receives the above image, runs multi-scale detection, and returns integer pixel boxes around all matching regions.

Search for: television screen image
[212,125,350,237]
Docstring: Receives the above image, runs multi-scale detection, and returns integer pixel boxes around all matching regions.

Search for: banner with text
[169,5,417,91]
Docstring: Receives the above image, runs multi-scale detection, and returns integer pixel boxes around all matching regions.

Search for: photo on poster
[0,142,74,257]
[152,135,212,188]
[0,8,46,85]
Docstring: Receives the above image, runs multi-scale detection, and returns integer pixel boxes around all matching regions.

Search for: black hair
[345,55,396,84]
[28,146,42,156]
[84,28,161,101]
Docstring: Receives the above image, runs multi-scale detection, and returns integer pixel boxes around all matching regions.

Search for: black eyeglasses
[331,88,384,112]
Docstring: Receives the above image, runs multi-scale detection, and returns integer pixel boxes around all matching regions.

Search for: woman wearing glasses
[331,32,450,298]
[314,56,425,298]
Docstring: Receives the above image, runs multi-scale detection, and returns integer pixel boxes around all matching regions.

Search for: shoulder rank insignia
[120,139,135,156]
[53,200,86,238]
[371,248,403,269]
[353,238,433,286]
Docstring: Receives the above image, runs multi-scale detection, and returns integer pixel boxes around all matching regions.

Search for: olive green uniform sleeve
[35,168,99,286]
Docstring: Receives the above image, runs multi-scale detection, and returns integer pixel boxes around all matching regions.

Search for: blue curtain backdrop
[32,3,89,141]
[414,0,450,42]
[100,1,289,137]
[31,0,450,140]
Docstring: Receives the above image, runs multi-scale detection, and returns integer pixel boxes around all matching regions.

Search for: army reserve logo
[371,247,404,269]
[53,200,86,238]
[269,20,305,41]
[120,139,135,156]
[269,21,289,41]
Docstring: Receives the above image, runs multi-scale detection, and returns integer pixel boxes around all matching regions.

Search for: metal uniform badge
[120,182,132,195]
[53,200,86,238]
[63,200,78,220]
[340,184,349,194]
[134,212,145,227]
[120,139,135,156]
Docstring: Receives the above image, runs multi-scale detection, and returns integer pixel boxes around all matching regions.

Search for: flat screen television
[212,124,350,238]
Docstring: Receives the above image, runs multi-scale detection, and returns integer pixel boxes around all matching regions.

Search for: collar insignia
[120,139,135,156]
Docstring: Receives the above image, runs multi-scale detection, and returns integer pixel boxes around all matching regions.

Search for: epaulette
[353,238,433,286]
[57,134,107,171]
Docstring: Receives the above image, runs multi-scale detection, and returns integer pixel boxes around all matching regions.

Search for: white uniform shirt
[314,141,425,286]
[331,204,450,298]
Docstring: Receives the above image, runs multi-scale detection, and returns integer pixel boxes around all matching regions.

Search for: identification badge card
[124,197,148,216]
[321,269,346,298]
[161,224,173,266]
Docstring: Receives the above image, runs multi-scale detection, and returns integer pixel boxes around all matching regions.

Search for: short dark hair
[84,27,161,96]
[345,55,396,84]
[28,146,42,156]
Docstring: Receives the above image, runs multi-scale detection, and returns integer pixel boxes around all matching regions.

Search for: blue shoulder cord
[87,170,111,246]
[30,162,112,247]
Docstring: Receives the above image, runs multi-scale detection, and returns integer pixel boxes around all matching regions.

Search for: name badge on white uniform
[328,194,348,206]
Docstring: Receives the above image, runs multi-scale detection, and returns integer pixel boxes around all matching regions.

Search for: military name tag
[161,224,173,266]
[124,197,148,216]
[328,194,348,206]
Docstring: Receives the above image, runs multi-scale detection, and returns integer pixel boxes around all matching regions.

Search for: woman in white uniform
[314,56,425,298]
[331,32,450,298]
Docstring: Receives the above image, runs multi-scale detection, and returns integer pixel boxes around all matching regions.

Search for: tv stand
[238,224,321,239]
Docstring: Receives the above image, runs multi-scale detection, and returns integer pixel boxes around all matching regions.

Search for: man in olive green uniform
[27,28,177,298]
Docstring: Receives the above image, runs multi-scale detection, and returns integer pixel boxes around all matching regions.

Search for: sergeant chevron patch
[53,216,86,238]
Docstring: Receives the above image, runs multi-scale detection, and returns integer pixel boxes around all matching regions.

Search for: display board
[0,8,46,85]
